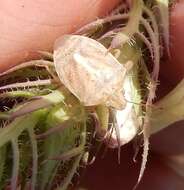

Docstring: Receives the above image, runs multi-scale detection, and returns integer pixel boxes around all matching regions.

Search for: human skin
[0,0,184,189]
[0,0,120,72]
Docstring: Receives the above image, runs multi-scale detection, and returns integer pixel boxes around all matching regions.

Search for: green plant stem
[28,127,38,190]
[155,0,170,55]
[0,90,36,98]
[151,79,184,134]
[11,139,20,190]
[7,90,65,119]
[56,129,86,190]
[0,146,6,186]
[48,145,84,161]
[111,0,143,48]
[0,60,53,77]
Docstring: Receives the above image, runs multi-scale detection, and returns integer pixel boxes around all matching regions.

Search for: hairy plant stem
[56,129,86,190]
[0,60,53,77]
[155,0,170,55]
[0,111,43,147]
[111,0,143,48]
[11,139,20,190]
[151,78,184,134]
[28,127,38,190]
[6,90,65,119]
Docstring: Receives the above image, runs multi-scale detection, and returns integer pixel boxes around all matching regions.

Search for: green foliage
[0,62,88,189]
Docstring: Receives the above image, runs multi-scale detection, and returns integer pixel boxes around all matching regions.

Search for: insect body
[54,35,127,110]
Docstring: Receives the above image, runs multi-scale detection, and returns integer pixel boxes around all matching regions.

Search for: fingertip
[0,0,120,71]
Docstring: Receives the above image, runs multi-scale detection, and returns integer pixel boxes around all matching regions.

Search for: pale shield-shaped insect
[54,35,127,109]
